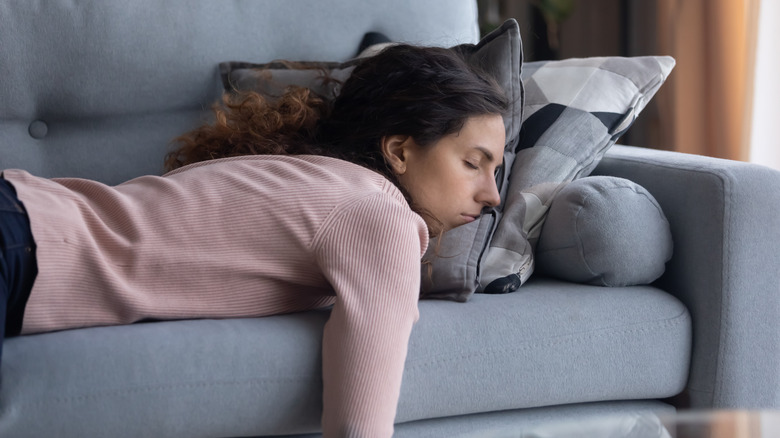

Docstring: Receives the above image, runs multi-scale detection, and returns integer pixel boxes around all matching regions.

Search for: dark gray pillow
[535,176,673,287]
[420,19,523,301]
[220,60,357,101]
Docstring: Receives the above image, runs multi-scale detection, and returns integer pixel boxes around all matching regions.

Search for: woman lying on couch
[0,44,507,437]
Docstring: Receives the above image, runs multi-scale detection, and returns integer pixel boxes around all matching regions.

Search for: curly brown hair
[165,44,509,185]
[164,86,327,171]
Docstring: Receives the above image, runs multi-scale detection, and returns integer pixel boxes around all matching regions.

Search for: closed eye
[464,160,479,170]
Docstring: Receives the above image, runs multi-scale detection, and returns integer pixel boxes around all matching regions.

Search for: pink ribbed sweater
[4,155,429,438]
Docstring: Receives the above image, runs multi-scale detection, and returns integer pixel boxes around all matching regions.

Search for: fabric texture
[394,401,674,438]
[21,1,780,437]
[400,277,690,421]
[535,176,672,287]
[1,0,480,184]
[594,144,780,410]
[0,277,690,437]
[4,155,428,437]
[220,20,525,302]
[479,56,676,294]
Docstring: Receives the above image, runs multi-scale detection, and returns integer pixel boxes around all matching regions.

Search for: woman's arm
[313,193,428,438]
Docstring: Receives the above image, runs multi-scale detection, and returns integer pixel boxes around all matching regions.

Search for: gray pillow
[420,19,523,301]
[535,176,673,287]
[479,55,676,294]
[219,20,525,302]
[220,60,357,101]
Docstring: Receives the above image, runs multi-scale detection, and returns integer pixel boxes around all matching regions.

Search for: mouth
[461,213,481,223]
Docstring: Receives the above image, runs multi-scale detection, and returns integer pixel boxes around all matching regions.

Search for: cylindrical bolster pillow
[535,176,673,287]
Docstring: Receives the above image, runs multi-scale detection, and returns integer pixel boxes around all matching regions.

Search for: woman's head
[167,44,509,234]
[317,44,509,234]
[384,113,505,235]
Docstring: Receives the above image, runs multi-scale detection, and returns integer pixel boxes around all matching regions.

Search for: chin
[426,223,450,238]
[433,222,462,237]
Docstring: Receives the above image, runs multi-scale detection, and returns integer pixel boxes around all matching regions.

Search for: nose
[479,177,501,208]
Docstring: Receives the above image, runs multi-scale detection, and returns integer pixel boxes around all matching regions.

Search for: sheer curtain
[748,0,780,170]
[482,0,771,163]
[655,0,760,161]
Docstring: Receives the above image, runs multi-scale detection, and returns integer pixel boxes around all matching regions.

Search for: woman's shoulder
[210,155,428,255]
[311,178,429,257]
[167,154,374,180]
[168,154,401,199]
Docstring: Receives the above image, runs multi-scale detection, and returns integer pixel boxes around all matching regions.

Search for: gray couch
[1,1,778,437]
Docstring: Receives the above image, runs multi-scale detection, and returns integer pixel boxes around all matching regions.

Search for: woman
[1,45,507,437]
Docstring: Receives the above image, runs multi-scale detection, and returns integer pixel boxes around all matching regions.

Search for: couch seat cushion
[0,278,690,437]
[398,277,691,421]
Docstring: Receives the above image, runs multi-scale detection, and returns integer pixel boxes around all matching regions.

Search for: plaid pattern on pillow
[479,56,675,294]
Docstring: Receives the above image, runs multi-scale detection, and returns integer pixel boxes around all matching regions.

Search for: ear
[381,135,414,175]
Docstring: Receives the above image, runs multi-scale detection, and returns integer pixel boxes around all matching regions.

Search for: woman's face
[390,114,506,235]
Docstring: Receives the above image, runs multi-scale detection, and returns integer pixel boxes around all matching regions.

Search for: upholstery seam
[573,194,598,282]
[5,377,322,411]
[406,310,690,370]
[598,152,730,408]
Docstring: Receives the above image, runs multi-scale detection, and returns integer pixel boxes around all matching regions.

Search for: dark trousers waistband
[1,176,38,338]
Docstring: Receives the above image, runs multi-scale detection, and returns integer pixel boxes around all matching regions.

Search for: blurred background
[477,0,780,170]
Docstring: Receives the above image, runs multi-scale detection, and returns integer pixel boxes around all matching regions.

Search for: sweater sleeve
[312,192,428,438]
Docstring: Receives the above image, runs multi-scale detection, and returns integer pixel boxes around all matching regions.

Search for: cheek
[425,173,468,217]
[402,169,445,212]
[399,172,430,204]
[403,154,466,213]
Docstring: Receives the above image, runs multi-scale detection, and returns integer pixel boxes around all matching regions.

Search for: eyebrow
[475,146,497,163]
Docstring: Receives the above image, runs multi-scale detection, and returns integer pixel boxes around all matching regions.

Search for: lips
[461,213,481,223]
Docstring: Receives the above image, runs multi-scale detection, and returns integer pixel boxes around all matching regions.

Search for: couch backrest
[0,0,479,184]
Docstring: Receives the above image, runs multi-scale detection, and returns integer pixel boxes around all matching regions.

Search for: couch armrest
[593,145,780,410]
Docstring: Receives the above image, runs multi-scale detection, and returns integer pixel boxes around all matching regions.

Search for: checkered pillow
[479,56,675,294]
